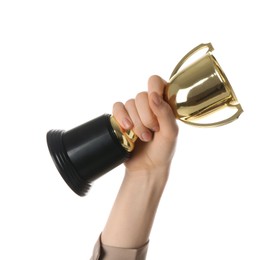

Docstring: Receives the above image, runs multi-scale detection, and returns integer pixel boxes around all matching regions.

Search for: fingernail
[152,125,160,132]
[152,93,162,106]
[122,118,133,129]
[141,131,152,142]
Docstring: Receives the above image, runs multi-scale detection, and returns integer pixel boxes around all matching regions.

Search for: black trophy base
[46,114,131,196]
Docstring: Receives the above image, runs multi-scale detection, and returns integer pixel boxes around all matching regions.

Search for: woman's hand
[112,75,178,177]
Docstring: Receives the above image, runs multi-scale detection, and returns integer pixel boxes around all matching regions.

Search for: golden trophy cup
[47,43,243,196]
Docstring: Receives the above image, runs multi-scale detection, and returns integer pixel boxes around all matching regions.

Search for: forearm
[101,167,169,249]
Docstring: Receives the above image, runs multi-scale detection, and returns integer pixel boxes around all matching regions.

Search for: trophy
[47,43,243,196]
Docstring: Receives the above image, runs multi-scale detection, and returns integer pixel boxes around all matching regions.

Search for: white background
[1,1,278,259]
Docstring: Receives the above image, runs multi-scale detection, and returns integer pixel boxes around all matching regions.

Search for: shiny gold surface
[110,115,137,152]
[165,43,243,127]
[111,43,243,151]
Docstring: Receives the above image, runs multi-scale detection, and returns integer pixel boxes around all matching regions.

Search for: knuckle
[135,91,148,101]
[124,98,135,108]
[148,75,161,84]
[112,102,124,113]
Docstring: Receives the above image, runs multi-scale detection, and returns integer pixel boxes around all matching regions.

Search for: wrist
[124,166,170,190]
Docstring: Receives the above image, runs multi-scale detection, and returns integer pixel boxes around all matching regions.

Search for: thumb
[149,92,178,138]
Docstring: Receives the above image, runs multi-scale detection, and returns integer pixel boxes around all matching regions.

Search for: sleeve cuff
[91,234,149,260]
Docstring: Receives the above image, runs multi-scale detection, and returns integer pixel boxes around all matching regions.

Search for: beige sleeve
[90,234,149,260]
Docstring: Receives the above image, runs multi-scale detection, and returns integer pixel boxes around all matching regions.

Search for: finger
[135,92,159,132]
[125,99,153,142]
[147,75,178,137]
[149,92,179,140]
[112,102,133,130]
[147,75,167,98]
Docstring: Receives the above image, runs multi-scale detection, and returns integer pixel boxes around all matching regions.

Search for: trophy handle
[185,103,243,127]
[170,43,214,79]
